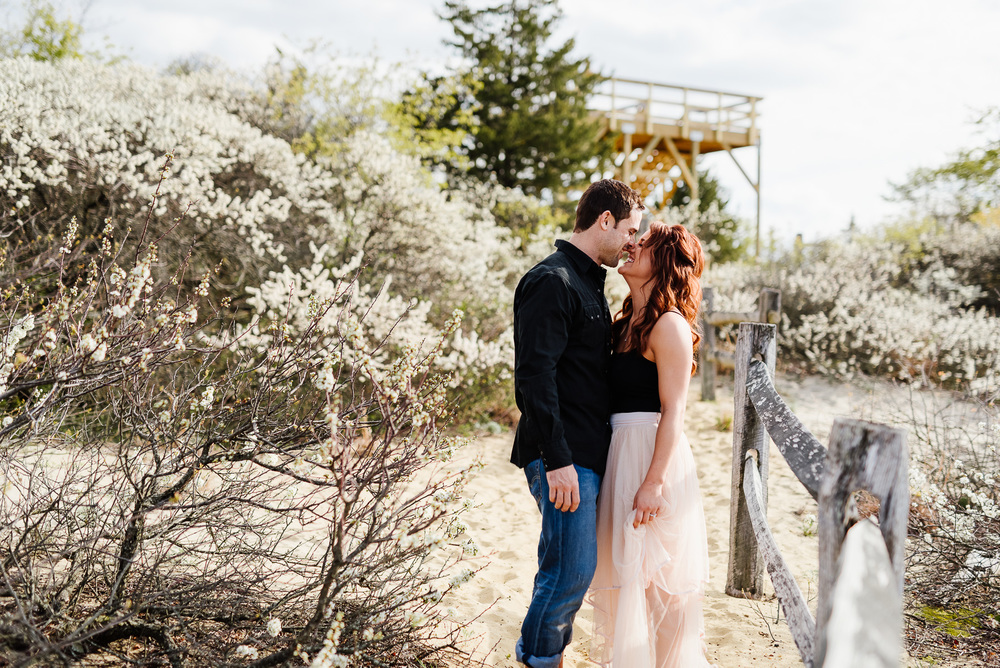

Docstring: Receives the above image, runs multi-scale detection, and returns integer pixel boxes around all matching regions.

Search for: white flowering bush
[0,174,486,665]
[892,219,1000,315]
[0,56,548,422]
[704,232,1000,396]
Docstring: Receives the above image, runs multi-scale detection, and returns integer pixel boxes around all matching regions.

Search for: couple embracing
[511,179,711,668]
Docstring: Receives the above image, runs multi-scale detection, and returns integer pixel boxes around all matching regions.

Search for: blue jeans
[516,459,601,668]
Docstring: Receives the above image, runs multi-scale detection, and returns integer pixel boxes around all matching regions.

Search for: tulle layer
[588,413,711,668]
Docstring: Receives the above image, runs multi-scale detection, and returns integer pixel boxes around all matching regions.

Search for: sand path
[445,371,918,667]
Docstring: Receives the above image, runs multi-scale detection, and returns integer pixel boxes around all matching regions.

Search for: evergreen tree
[432,0,609,196]
[392,70,482,169]
[668,170,748,263]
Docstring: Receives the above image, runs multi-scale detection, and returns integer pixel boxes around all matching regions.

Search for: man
[511,179,644,668]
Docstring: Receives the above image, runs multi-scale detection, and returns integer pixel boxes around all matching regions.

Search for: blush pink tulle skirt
[587,412,711,668]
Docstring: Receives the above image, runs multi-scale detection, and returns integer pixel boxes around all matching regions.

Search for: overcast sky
[57,0,1000,242]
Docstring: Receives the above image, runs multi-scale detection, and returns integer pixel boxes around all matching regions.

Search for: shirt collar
[554,239,607,281]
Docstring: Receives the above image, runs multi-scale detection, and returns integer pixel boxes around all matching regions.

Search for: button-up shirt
[510,239,613,474]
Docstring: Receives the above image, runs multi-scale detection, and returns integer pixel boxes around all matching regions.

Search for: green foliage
[254,47,392,159]
[799,513,817,537]
[877,216,942,252]
[433,0,610,196]
[1,0,84,61]
[0,0,119,63]
[667,170,748,263]
[390,70,481,168]
[668,169,726,212]
[491,190,571,245]
[251,47,479,168]
[916,604,982,638]
[891,108,1000,224]
[713,413,733,432]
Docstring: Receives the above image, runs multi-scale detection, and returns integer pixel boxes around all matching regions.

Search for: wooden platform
[589,78,761,201]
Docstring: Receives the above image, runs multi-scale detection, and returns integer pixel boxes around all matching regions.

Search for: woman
[588,222,711,668]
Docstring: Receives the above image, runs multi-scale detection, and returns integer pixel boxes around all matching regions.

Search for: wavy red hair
[612,222,705,375]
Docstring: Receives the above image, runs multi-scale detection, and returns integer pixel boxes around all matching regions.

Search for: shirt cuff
[539,443,574,471]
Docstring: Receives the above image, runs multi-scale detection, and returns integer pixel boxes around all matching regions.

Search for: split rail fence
[700,287,781,401]
[724,321,909,667]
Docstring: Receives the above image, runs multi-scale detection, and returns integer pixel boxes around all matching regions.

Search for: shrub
[703,232,1000,397]
[0,56,549,420]
[891,219,1000,316]
[0,199,485,666]
[895,390,1000,664]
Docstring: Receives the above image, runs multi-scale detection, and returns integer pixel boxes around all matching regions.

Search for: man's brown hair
[574,179,645,231]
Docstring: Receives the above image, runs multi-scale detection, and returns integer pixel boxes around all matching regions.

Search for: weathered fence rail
[700,287,780,400]
[726,322,909,667]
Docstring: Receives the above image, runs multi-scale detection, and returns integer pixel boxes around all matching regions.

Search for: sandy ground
[445,370,935,667]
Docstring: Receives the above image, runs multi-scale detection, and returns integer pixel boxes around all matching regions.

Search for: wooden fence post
[726,322,776,598]
[817,520,902,667]
[701,286,716,401]
[814,418,908,667]
[758,288,781,327]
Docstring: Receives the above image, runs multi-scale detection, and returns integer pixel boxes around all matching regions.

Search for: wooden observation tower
[590,78,762,254]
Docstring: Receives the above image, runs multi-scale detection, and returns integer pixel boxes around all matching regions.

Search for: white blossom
[448,568,476,589]
[80,334,98,355]
[234,645,259,660]
[198,386,215,410]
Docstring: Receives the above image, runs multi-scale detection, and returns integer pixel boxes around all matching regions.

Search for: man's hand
[546,465,580,512]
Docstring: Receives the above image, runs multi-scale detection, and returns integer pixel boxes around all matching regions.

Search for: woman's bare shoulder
[651,310,692,342]
[647,311,693,363]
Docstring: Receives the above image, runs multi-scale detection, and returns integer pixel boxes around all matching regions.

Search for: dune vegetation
[2,1,1000,665]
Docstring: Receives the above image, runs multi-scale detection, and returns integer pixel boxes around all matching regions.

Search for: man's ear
[600,211,613,230]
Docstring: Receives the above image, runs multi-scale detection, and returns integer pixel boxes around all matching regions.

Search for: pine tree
[436,0,608,196]
[669,171,748,263]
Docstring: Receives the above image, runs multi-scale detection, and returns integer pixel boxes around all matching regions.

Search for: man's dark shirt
[510,239,613,475]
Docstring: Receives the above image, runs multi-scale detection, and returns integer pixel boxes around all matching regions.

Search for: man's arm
[514,271,580,512]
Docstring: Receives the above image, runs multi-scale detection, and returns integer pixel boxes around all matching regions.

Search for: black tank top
[609,349,661,413]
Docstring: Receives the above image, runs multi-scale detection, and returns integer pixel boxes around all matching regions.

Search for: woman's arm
[631,311,693,526]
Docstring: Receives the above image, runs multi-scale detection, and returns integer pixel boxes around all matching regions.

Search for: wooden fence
[726,322,909,667]
[700,287,781,401]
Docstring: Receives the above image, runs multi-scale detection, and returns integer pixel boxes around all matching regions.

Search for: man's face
[598,207,642,267]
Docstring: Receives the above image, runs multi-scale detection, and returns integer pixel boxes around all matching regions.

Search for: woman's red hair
[612,222,705,375]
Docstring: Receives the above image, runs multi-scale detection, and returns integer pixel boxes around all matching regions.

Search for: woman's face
[619,229,654,281]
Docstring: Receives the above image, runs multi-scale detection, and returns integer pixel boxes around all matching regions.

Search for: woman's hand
[632,480,667,527]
